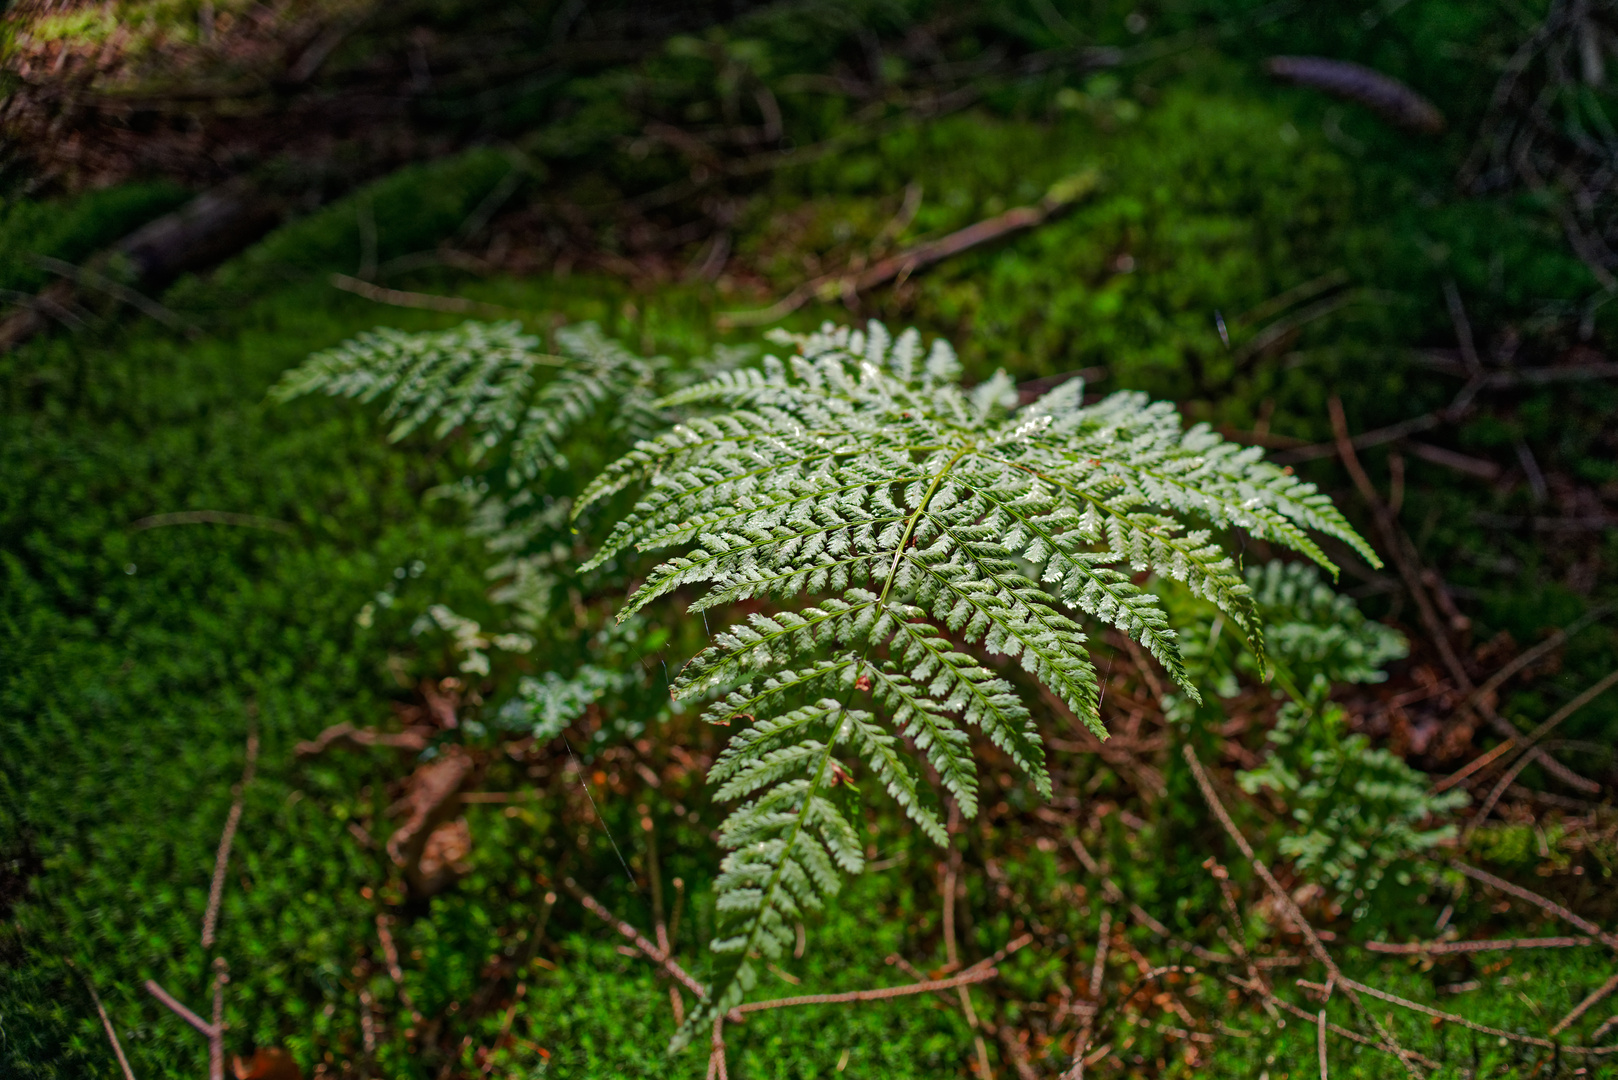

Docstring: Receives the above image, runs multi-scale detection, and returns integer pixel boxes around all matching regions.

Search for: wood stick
[1233,979,1443,1071]
[1552,972,1618,1037]
[330,273,516,317]
[1328,397,1595,793]
[1465,669,1618,833]
[1451,862,1618,952]
[1182,746,1422,1077]
[562,877,707,998]
[203,728,258,949]
[77,966,138,1080]
[208,960,227,1080]
[145,979,214,1038]
[1366,936,1596,955]
[719,170,1099,327]
[731,966,1000,1014]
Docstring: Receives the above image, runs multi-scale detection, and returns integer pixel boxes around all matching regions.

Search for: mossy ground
[3,5,1617,1078]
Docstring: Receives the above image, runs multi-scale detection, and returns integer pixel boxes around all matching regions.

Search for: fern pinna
[578,321,1380,1050]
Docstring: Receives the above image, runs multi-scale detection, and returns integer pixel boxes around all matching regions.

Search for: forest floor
[2,2,1617,1079]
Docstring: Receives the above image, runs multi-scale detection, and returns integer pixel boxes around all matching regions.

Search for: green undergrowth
[4,6,1618,1079]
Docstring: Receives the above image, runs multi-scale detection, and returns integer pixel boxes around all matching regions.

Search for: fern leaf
[585,319,1377,1046]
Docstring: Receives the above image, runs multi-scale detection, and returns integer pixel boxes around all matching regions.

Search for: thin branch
[1366,936,1597,955]
[1233,978,1443,1071]
[719,170,1098,327]
[1437,602,1618,791]
[329,273,516,317]
[133,510,294,534]
[31,255,199,334]
[1182,745,1422,1077]
[1464,668,1618,834]
[1552,971,1618,1037]
[145,979,214,1038]
[202,727,259,949]
[75,965,138,1080]
[1452,862,1618,952]
[562,877,707,999]
[208,959,227,1080]
[731,966,1000,1015]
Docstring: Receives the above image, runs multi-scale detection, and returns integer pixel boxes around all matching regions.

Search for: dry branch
[75,964,137,1080]
[1182,745,1422,1077]
[1366,936,1597,955]
[1264,57,1444,133]
[561,877,707,999]
[1553,972,1618,1037]
[329,274,517,317]
[1452,862,1618,952]
[719,169,1100,327]
[202,728,258,949]
[731,966,1000,1016]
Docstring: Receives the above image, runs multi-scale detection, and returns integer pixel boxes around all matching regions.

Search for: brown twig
[330,273,517,317]
[1464,668,1618,835]
[1366,936,1597,955]
[146,970,229,1080]
[1233,978,1443,1071]
[376,914,422,1024]
[731,966,1000,1016]
[75,964,138,1080]
[133,510,294,534]
[1451,862,1618,952]
[561,877,707,999]
[1060,909,1112,1080]
[202,727,259,949]
[706,1015,727,1080]
[1553,972,1618,1037]
[1182,745,1423,1077]
[719,169,1100,327]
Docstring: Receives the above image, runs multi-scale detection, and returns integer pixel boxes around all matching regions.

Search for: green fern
[272,319,666,482]
[577,320,1380,1051]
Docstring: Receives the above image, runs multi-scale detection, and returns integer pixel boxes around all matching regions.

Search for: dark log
[1265,56,1445,134]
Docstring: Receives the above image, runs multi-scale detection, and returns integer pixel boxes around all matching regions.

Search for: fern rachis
[577,320,1380,1050]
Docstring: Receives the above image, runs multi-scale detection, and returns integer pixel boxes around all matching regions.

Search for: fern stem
[878,444,973,611]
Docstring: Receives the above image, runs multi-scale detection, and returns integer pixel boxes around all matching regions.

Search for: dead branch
[561,877,707,999]
[719,169,1100,327]
[375,914,422,1023]
[1553,971,1618,1037]
[74,963,137,1080]
[146,967,229,1080]
[1264,57,1444,133]
[1452,862,1618,952]
[329,273,516,317]
[1232,977,1443,1072]
[1464,668,1618,833]
[1182,745,1423,1076]
[731,966,1000,1016]
[1367,936,1597,955]
[202,728,259,949]
[133,510,294,534]
[294,721,431,758]
[1327,397,1595,790]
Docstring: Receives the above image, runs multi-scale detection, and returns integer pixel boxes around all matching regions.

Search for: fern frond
[275,319,665,483]
[587,320,1378,1050]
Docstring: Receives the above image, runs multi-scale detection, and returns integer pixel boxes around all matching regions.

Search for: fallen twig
[719,169,1100,327]
[561,877,707,999]
[132,510,294,534]
[731,966,1000,1017]
[1451,862,1618,952]
[1264,57,1444,133]
[74,963,138,1080]
[202,727,258,949]
[1463,668,1618,834]
[1182,746,1423,1076]
[1367,936,1597,955]
[330,273,516,317]
[1553,972,1618,1037]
